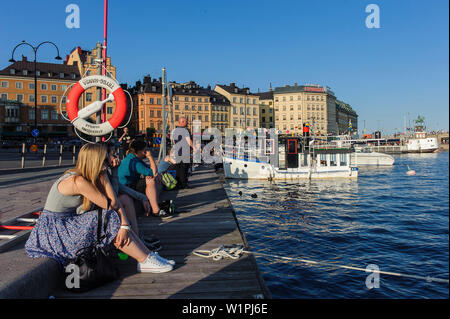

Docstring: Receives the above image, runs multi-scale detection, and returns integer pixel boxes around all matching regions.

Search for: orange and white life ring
[66,75,127,136]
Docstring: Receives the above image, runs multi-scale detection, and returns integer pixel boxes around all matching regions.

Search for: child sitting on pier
[25,143,174,273]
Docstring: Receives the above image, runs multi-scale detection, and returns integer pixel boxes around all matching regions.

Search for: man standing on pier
[172,117,194,189]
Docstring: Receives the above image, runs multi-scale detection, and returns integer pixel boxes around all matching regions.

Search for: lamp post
[9,41,62,141]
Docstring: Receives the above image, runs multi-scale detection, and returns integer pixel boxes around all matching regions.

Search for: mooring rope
[192,245,449,284]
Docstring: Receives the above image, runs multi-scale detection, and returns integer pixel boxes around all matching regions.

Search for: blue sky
[0,0,448,133]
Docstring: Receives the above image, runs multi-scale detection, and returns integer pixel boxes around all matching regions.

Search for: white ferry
[406,127,438,153]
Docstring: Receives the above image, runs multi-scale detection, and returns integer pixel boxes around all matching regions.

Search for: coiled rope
[193,245,449,284]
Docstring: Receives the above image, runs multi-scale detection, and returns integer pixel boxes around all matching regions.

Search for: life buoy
[66,75,127,136]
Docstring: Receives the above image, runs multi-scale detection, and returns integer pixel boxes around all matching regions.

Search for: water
[223,152,449,298]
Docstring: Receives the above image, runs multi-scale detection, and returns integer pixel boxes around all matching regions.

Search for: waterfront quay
[0,165,270,299]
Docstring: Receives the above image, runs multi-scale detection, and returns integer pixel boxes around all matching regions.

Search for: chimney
[143,75,151,84]
[294,82,298,86]
[21,55,27,62]
[158,77,162,83]
[230,82,236,87]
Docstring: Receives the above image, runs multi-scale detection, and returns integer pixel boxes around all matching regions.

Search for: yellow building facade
[214,83,259,130]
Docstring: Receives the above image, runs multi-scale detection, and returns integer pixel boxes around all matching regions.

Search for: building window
[198,105,202,111]
[61,96,66,104]
[17,94,23,103]
[150,110,154,117]
[175,114,179,121]
[205,115,208,122]
[60,72,65,78]
[1,81,8,88]
[150,98,154,104]
[16,82,23,89]
[233,97,236,103]
[175,104,179,110]
[71,73,76,79]
[157,98,161,104]
[41,83,47,90]
[51,110,59,120]
[86,93,92,102]
[51,84,57,91]
[41,95,48,103]
[1,93,7,101]
[51,96,58,104]
[10,69,15,75]
[185,105,189,110]
[29,109,35,120]
[60,85,67,91]
[205,105,208,111]
[41,110,49,120]
[157,110,161,118]
[36,71,40,76]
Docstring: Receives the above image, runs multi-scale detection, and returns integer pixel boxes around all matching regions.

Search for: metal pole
[159,67,167,162]
[101,0,108,129]
[95,42,102,143]
[33,50,37,144]
[21,143,25,168]
[58,144,63,166]
[42,144,47,167]
[72,145,76,164]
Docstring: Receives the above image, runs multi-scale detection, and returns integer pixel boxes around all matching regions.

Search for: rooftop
[0,56,80,81]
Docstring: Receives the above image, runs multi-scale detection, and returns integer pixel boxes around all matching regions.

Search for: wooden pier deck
[52,166,270,299]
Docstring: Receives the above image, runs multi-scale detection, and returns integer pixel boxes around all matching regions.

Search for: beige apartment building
[66,44,117,122]
[257,91,274,129]
[273,84,338,135]
[209,90,230,133]
[214,83,259,130]
[172,81,211,131]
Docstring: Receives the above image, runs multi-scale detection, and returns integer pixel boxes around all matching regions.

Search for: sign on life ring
[66,75,127,136]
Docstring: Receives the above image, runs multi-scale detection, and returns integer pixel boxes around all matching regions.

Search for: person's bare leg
[145,177,160,215]
[114,230,149,263]
[118,194,139,235]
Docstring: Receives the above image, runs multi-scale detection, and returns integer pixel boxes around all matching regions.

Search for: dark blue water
[224,152,449,298]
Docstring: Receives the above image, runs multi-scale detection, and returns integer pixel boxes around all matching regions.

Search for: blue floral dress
[25,172,121,267]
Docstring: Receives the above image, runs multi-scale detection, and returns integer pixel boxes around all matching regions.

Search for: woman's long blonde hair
[65,143,107,211]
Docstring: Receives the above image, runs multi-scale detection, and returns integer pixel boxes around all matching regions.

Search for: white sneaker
[137,252,173,273]
[154,251,175,266]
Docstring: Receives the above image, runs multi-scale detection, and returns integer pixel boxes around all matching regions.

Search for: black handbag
[64,205,120,293]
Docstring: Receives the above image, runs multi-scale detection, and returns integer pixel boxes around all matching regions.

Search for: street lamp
[9,41,62,141]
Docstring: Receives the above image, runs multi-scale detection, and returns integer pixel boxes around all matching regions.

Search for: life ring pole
[101,0,108,138]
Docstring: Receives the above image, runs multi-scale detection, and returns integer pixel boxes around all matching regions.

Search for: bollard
[21,143,25,168]
[42,144,47,167]
[59,144,63,166]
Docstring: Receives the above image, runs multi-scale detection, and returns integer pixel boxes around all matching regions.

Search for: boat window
[340,153,347,166]
[319,154,327,166]
[330,154,337,166]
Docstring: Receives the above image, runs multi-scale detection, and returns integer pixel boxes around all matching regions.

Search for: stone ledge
[0,243,61,299]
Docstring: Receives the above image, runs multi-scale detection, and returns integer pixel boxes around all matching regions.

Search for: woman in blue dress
[25,143,174,273]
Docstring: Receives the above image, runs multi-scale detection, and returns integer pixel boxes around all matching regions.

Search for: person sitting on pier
[25,143,174,273]
[117,140,171,218]
[105,143,162,251]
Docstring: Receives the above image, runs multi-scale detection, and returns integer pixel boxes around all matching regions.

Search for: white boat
[402,125,438,153]
[223,137,358,180]
[351,147,395,166]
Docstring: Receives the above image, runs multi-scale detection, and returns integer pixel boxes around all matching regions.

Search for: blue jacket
[118,153,153,186]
